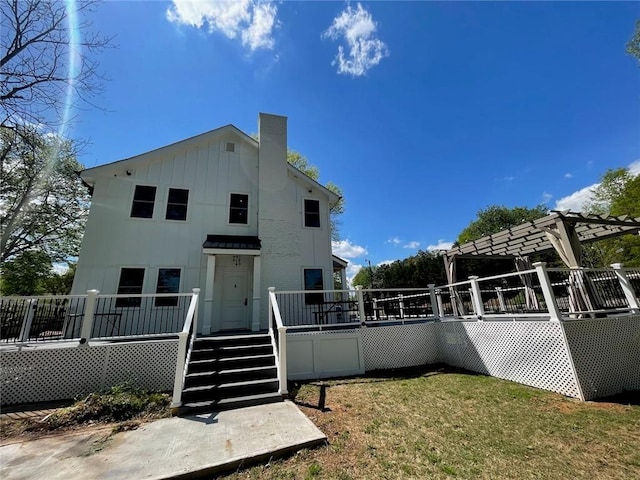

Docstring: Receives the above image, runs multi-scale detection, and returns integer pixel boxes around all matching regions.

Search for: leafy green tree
[352,262,375,288]
[457,205,548,244]
[0,250,52,295]
[583,168,640,266]
[627,19,640,66]
[0,126,90,263]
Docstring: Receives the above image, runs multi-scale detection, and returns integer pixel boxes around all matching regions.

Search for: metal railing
[269,263,640,327]
[1,296,87,343]
[1,290,199,344]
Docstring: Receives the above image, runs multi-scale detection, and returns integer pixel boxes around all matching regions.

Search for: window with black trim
[304,268,324,305]
[155,268,181,307]
[165,188,189,221]
[229,193,249,224]
[116,268,145,307]
[130,185,156,218]
[304,199,320,228]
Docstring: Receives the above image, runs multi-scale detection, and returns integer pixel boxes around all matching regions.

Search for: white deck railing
[272,263,640,328]
[268,287,288,395]
[1,290,200,344]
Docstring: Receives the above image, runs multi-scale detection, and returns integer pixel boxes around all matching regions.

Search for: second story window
[166,188,189,221]
[130,185,156,219]
[229,193,248,224]
[304,199,320,228]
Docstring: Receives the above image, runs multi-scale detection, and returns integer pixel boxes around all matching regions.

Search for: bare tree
[0,0,112,128]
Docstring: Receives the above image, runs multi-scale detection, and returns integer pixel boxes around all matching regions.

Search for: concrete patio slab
[0,401,326,480]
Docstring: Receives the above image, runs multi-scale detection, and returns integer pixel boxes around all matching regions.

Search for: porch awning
[203,235,261,250]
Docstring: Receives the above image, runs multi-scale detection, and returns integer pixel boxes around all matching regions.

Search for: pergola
[444,210,640,313]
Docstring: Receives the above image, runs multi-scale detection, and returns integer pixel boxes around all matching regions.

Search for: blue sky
[68,1,640,282]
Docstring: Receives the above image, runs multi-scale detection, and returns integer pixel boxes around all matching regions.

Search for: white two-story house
[71,113,341,334]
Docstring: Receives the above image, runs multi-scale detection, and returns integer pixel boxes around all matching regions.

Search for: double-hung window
[165,188,189,221]
[116,268,145,307]
[155,268,181,307]
[304,268,324,305]
[304,199,320,228]
[130,185,156,218]
[229,193,249,224]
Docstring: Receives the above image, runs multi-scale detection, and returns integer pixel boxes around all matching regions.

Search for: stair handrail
[171,288,200,409]
[268,287,288,395]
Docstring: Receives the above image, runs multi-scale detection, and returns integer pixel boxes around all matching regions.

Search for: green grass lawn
[226,367,640,480]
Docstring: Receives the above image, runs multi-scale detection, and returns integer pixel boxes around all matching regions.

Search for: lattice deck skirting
[1,340,178,405]
[288,315,640,401]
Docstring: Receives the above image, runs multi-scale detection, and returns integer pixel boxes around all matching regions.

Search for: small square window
[304,199,320,228]
[226,142,235,152]
[131,185,156,218]
[229,193,249,224]
[116,268,145,308]
[304,268,324,305]
[155,268,181,307]
[166,188,189,221]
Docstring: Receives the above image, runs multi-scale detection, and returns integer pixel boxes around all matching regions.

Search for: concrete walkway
[0,401,326,480]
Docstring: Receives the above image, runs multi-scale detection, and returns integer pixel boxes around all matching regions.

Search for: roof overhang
[332,254,349,270]
[202,235,261,255]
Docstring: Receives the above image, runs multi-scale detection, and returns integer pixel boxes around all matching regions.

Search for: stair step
[187,354,275,373]
[194,334,271,348]
[182,378,279,403]
[190,344,273,360]
[184,365,277,388]
[180,392,283,414]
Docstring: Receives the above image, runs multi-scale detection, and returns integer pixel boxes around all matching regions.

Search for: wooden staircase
[180,333,283,414]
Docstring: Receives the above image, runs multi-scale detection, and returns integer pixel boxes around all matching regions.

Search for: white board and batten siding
[72,114,338,332]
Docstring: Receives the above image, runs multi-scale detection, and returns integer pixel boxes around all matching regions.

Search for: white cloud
[322,3,389,77]
[377,259,395,266]
[554,159,640,212]
[564,173,573,179]
[332,239,367,259]
[541,192,552,204]
[166,0,278,51]
[346,263,363,289]
[403,241,420,249]
[426,240,453,252]
[386,237,402,245]
[554,184,597,212]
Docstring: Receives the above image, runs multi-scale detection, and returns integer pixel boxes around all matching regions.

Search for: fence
[0,290,198,344]
[273,263,640,328]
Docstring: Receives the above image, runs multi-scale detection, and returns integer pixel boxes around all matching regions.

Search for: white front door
[220,268,250,330]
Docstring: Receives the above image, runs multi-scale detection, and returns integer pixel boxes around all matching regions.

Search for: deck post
[398,294,405,319]
[610,263,640,314]
[496,287,507,312]
[79,290,99,345]
[533,262,561,321]
[428,284,440,321]
[469,276,484,319]
[355,286,366,324]
[18,299,37,342]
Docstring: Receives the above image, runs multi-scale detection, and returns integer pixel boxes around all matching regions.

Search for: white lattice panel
[361,323,439,371]
[1,340,178,406]
[436,321,582,399]
[562,315,640,400]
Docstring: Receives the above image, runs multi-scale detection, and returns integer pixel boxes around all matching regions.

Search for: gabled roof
[81,124,257,183]
[287,164,341,205]
[446,210,640,259]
